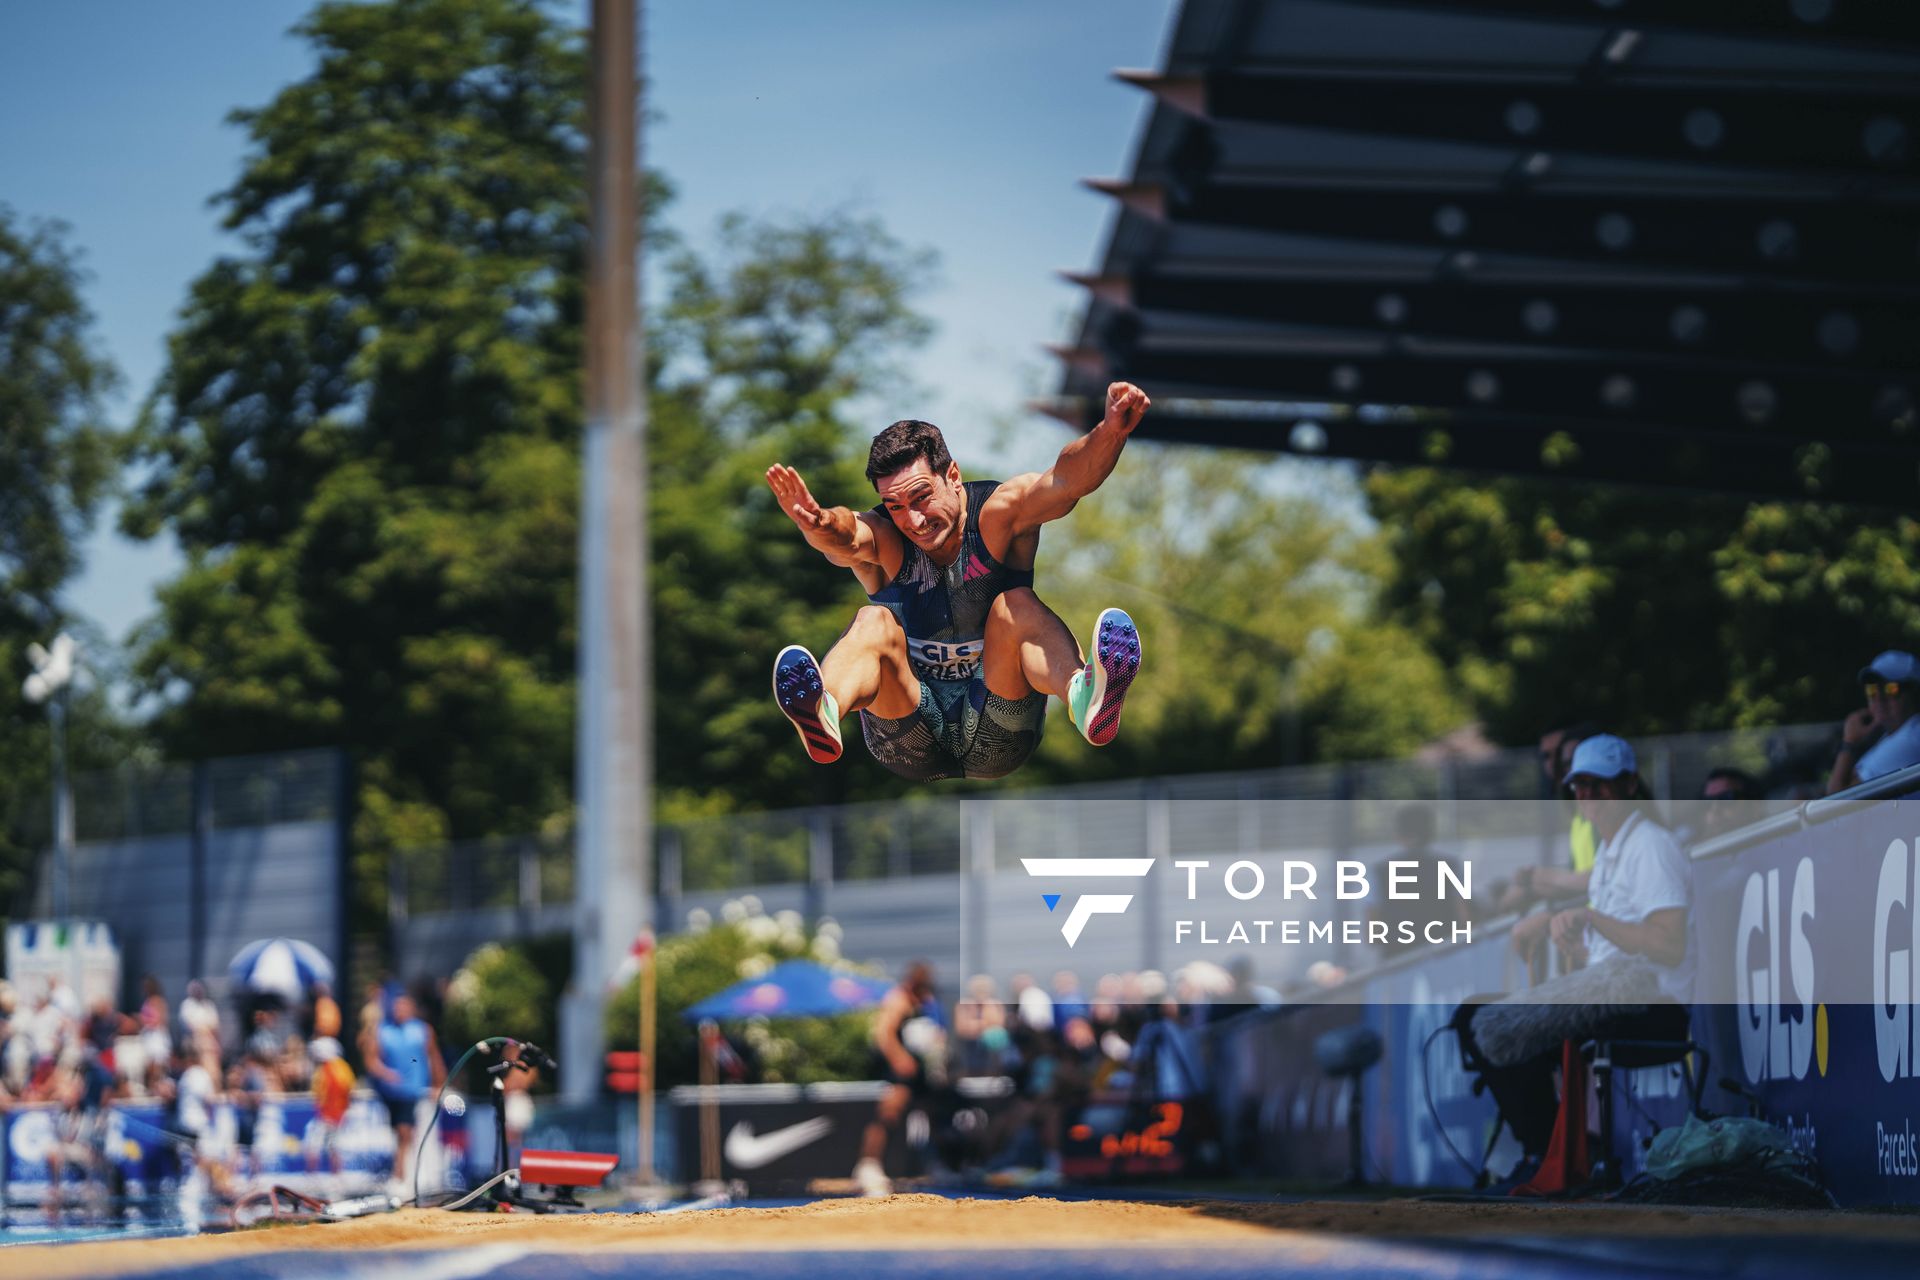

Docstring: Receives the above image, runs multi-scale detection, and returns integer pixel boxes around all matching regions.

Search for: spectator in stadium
[1226,958,1284,1009]
[46,1045,115,1215]
[279,1031,314,1091]
[227,1048,273,1178]
[309,981,342,1041]
[1368,804,1468,956]
[366,993,445,1190]
[25,986,69,1064]
[499,1040,538,1154]
[84,993,132,1066]
[1129,995,1209,1100]
[355,981,386,1068]
[137,976,172,1067]
[1828,650,1920,793]
[1452,734,1693,1187]
[178,980,220,1055]
[953,974,1013,1075]
[308,1036,354,1177]
[49,977,82,1023]
[1050,970,1089,1030]
[1010,972,1054,1036]
[245,1006,286,1065]
[172,1042,227,1194]
[1690,767,1761,846]
[0,982,21,1099]
[1504,722,1603,969]
[1089,973,1123,1033]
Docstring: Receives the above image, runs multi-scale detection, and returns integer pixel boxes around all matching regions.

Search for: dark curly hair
[866,419,953,488]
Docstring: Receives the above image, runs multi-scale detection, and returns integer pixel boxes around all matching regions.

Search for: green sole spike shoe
[773,645,843,764]
[1067,608,1140,747]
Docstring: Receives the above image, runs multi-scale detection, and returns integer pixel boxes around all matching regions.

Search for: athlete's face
[875,458,965,556]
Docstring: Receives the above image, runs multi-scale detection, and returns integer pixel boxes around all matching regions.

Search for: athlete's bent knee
[987,587,1041,632]
[848,605,906,648]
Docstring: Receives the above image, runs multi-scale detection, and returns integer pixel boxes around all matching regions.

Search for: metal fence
[19,749,350,1014]
[50,749,346,843]
[390,831,575,920]
[389,720,1837,923]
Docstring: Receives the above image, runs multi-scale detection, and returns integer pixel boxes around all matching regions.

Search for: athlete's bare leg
[982,587,1082,701]
[855,1082,908,1195]
[821,606,922,720]
[984,587,1141,747]
[774,608,920,765]
[861,1083,909,1162]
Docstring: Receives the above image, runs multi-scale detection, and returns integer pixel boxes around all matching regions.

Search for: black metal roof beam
[1052,340,1918,446]
[1340,0,1920,49]
[1091,176,1920,286]
[1037,395,1917,508]
[1063,269,1920,371]
[1117,69,1919,174]
[1087,205,1770,288]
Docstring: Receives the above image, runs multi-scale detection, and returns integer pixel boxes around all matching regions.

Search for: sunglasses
[1865,681,1906,699]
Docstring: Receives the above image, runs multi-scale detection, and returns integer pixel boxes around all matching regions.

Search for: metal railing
[390,831,575,922]
[22,749,347,845]
[388,721,1838,920]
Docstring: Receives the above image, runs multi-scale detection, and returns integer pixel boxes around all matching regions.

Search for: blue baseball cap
[1564,734,1637,788]
[1857,650,1920,685]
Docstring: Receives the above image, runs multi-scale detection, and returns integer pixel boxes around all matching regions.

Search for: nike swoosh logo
[724,1116,833,1169]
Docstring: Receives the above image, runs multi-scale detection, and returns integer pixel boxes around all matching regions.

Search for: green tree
[1026,447,1466,782]
[1364,468,1916,745]
[0,209,119,912]
[122,0,591,896]
[445,941,554,1058]
[605,906,874,1087]
[648,210,935,818]
[1714,503,1920,727]
[121,0,941,905]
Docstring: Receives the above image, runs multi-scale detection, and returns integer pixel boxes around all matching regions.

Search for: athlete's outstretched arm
[766,464,888,567]
[990,381,1150,536]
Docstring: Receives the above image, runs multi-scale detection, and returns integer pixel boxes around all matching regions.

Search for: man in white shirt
[179,980,222,1054]
[1548,737,1693,1003]
[1453,735,1693,1185]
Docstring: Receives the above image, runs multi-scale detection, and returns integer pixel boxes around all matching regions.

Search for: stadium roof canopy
[1050,0,1920,506]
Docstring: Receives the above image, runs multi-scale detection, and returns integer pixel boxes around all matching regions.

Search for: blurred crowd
[897,964,1239,1184]
[0,971,454,1198]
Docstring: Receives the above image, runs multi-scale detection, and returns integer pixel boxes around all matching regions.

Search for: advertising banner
[671,1079,1012,1193]
[5,920,121,1008]
[1,1092,467,1200]
[1203,797,1920,1204]
[1693,798,1920,1205]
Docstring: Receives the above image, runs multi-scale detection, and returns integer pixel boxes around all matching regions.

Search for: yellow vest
[1570,814,1597,875]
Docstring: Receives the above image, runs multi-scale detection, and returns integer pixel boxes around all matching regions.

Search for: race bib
[908,635,983,682]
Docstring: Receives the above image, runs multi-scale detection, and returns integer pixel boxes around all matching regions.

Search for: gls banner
[1693,802,1920,1203]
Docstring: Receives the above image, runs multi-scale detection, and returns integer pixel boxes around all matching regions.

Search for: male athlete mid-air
[765,381,1151,781]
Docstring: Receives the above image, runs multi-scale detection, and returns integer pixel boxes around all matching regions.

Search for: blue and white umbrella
[228,937,335,1003]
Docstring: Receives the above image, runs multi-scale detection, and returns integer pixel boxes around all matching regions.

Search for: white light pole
[566,0,650,1103]
[23,632,79,920]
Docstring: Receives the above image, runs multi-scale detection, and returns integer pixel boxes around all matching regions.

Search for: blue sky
[0,0,1175,649]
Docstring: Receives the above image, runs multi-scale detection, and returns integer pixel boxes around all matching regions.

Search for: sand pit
[15,1192,1920,1277]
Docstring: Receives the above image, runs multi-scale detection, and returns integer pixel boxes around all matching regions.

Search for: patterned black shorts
[859,674,1047,782]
